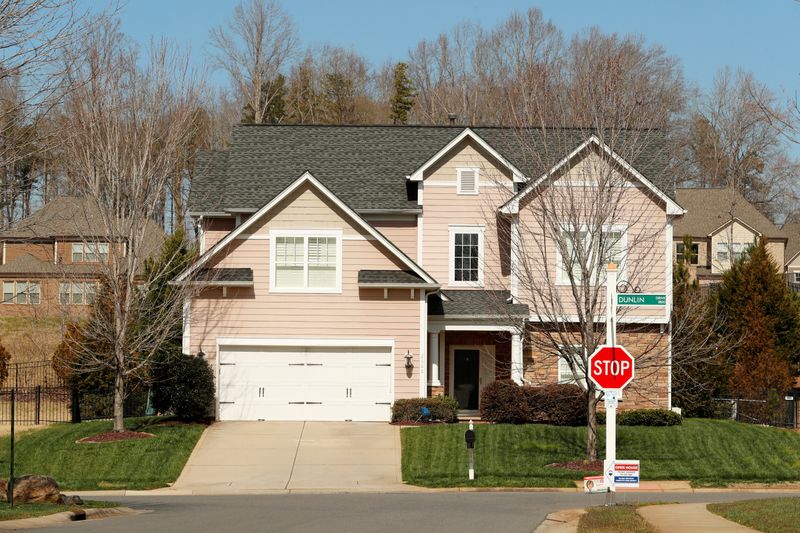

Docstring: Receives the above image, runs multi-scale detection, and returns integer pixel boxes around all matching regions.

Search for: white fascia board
[707,217,762,238]
[499,135,686,216]
[184,281,254,287]
[174,171,436,285]
[407,128,526,183]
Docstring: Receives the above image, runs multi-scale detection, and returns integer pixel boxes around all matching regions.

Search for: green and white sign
[616,293,666,307]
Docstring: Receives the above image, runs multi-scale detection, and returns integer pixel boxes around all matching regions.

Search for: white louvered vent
[458,168,478,194]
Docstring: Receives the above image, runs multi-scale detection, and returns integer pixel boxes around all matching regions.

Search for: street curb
[533,508,585,533]
[70,484,800,496]
[0,506,141,530]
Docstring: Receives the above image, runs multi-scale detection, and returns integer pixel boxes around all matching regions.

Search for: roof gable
[499,135,685,216]
[673,188,785,240]
[407,128,526,182]
[175,171,437,285]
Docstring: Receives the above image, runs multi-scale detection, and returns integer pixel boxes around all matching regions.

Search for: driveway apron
[172,421,402,492]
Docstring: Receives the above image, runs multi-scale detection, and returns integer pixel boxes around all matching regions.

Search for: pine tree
[389,62,415,125]
[714,238,800,414]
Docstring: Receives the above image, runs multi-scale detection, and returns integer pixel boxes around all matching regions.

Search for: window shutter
[459,169,477,193]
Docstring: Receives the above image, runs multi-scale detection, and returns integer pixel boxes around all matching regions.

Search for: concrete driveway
[172,422,403,493]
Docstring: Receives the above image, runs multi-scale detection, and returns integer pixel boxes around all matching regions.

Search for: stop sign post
[592,263,636,496]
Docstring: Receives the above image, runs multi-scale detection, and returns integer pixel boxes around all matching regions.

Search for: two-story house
[0,196,164,317]
[672,188,786,284]
[176,125,681,422]
[784,223,800,284]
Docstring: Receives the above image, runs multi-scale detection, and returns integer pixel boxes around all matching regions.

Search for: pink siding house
[175,125,683,421]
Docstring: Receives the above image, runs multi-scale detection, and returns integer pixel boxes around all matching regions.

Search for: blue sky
[80,0,799,96]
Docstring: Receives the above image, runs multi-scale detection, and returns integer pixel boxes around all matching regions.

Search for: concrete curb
[533,508,585,533]
[71,483,800,497]
[0,506,141,530]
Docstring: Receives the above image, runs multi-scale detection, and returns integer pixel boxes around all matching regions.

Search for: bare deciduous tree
[57,18,204,432]
[209,0,297,125]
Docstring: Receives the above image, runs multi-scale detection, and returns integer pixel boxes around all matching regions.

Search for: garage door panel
[218,344,393,422]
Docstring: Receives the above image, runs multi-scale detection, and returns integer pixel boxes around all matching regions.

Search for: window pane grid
[453,232,479,282]
[275,236,337,290]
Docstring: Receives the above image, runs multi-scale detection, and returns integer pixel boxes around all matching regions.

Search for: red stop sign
[588,345,635,390]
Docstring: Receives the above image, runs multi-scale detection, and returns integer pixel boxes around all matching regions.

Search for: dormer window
[457,168,479,195]
[72,242,109,263]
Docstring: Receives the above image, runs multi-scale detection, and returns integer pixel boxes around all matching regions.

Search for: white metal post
[468,420,475,481]
[605,263,618,493]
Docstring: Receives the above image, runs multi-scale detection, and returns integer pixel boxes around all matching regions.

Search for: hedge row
[391,396,459,423]
[479,380,587,426]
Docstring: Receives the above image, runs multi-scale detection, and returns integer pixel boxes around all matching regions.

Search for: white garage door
[218,345,393,421]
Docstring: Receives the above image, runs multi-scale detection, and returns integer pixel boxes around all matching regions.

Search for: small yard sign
[616,293,666,306]
[611,460,640,488]
[583,475,607,493]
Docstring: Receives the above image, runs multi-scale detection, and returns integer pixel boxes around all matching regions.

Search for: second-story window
[270,232,341,292]
[558,225,627,285]
[72,243,109,262]
[449,225,484,286]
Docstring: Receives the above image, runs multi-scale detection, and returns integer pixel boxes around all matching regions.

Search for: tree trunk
[113,351,125,432]
[586,390,598,460]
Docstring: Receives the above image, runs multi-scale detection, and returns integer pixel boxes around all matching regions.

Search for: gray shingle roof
[189,125,673,214]
[783,222,800,265]
[358,270,430,285]
[673,188,785,239]
[0,253,101,276]
[428,290,529,317]
[193,268,253,284]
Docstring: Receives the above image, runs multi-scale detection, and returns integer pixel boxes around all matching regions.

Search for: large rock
[0,475,81,505]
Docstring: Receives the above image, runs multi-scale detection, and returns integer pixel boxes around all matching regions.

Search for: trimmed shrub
[151,347,215,421]
[618,408,682,426]
[392,396,459,423]
[525,384,587,426]
[479,380,532,423]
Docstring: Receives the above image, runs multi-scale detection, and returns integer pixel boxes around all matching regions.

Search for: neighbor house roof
[428,290,529,318]
[189,125,674,215]
[673,188,786,240]
[783,222,800,265]
[0,253,100,276]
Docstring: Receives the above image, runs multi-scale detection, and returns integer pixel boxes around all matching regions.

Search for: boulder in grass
[0,475,82,505]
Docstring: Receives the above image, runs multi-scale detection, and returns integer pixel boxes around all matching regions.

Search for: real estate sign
[611,460,640,488]
[616,293,666,306]
[583,475,607,493]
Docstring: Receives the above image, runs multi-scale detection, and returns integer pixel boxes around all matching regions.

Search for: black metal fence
[6,360,63,389]
[712,395,797,428]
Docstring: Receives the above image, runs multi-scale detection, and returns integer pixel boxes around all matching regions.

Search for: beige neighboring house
[784,222,800,284]
[0,196,164,318]
[672,188,787,284]
[176,124,682,422]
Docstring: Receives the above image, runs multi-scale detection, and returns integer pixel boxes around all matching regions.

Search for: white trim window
[795,272,800,283]
[449,225,484,286]
[270,230,342,293]
[676,242,699,265]
[59,282,97,305]
[456,168,479,195]
[557,345,587,388]
[2,281,40,305]
[72,242,109,263]
[557,224,627,285]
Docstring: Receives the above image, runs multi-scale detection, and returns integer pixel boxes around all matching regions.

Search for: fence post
[35,386,41,425]
[9,389,14,507]
[70,388,81,424]
[14,363,18,390]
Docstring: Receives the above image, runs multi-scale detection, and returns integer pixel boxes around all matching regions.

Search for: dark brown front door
[454,349,480,410]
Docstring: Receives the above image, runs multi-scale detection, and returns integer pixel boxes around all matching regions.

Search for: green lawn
[577,505,655,533]
[401,419,800,487]
[0,500,118,521]
[0,417,205,490]
[708,498,800,533]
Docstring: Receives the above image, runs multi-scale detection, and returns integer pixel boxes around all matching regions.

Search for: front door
[453,349,480,410]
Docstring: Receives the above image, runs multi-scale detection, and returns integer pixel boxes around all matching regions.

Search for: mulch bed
[77,431,156,444]
[546,460,603,472]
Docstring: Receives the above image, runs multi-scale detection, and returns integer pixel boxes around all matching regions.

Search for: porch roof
[428,290,529,318]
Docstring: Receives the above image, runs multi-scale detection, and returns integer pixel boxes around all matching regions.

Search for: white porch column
[429,331,441,386]
[511,332,523,385]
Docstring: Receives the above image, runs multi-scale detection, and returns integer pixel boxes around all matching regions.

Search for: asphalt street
[35,492,798,533]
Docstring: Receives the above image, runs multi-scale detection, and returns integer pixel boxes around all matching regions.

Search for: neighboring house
[672,188,786,284]
[0,197,164,317]
[783,223,800,284]
[177,124,681,422]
